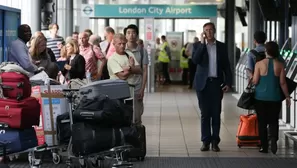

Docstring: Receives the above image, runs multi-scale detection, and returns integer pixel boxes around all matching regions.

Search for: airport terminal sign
[81,5,217,18]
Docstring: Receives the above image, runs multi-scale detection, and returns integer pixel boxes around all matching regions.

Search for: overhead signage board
[81,4,217,18]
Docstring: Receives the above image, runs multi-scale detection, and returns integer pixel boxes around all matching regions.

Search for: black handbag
[237,79,255,110]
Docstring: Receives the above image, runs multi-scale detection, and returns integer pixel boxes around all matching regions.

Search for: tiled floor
[142,85,297,158]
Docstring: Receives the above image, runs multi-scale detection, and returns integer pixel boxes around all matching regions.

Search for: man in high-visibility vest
[158,35,171,84]
[180,43,189,85]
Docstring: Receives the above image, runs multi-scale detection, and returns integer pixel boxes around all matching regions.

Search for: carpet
[7,157,297,168]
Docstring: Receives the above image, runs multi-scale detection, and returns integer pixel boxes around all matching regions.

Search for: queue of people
[7,23,148,127]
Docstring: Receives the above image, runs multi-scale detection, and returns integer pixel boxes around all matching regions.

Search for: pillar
[104,0,110,27]
[30,0,41,33]
[248,0,264,48]
[278,0,289,49]
[65,0,73,36]
[225,0,235,88]
[292,17,297,50]
[172,19,176,31]
[136,19,140,27]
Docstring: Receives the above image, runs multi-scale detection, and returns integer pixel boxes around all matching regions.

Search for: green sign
[81,4,217,18]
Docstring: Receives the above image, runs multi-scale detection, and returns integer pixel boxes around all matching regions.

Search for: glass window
[110,19,137,34]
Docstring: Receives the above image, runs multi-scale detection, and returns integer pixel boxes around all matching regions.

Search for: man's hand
[123,66,131,72]
[222,85,229,93]
[64,64,71,70]
[200,32,205,44]
[138,88,145,100]
[129,56,135,66]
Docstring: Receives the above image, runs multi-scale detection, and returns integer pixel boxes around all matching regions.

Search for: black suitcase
[56,113,71,145]
[125,125,146,161]
[71,123,124,156]
[73,95,132,127]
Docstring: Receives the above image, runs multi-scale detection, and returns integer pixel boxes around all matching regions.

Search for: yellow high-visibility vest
[180,47,188,68]
[158,42,170,63]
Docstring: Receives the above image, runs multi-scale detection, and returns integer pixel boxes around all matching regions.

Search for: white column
[30,0,41,33]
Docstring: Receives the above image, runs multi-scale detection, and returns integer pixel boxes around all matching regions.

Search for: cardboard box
[31,85,69,146]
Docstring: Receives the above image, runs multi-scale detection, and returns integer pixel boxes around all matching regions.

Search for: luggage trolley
[62,88,134,168]
[0,140,51,168]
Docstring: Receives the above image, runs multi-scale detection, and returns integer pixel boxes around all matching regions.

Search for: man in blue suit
[192,22,232,152]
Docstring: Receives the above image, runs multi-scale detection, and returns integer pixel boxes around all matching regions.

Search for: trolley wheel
[52,154,61,164]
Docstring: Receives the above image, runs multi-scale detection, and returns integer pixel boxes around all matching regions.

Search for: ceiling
[94,0,225,5]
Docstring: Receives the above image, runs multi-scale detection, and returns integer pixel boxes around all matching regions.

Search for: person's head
[161,35,166,43]
[89,34,101,47]
[84,29,93,36]
[194,37,199,43]
[265,41,279,59]
[78,32,89,46]
[254,31,266,45]
[72,32,79,41]
[18,24,32,43]
[29,35,47,57]
[66,39,79,56]
[156,37,160,44]
[48,23,59,35]
[34,31,44,38]
[104,27,115,42]
[137,39,144,48]
[65,36,73,44]
[113,33,127,55]
[184,42,189,49]
[124,24,139,43]
[203,22,216,41]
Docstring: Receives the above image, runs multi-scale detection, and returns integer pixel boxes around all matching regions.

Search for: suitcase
[79,79,130,100]
[71,123,125,156]
[0,72,31,100]
[125,125,146,161]
[56,113,71,145]
[73,95,132,127]
[236,113,261,148]
[0,127,38,154]
[0,97,40,129]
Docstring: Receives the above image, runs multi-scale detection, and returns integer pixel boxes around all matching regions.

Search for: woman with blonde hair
[29,35,59,79]
[61,39,86,80]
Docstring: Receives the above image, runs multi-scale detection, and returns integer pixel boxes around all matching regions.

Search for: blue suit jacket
[192,41,232,91]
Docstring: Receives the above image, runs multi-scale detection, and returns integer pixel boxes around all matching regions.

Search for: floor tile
[142,85,297,158]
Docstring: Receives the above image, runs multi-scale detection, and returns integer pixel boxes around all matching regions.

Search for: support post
[278,0,289,49]
[65,0,73,36]
[248,0,264,48]
[225,0,235,89]
[31,0,41,33]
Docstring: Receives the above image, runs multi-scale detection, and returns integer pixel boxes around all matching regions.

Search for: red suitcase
[0,97,40,129]
[0,72,31,100]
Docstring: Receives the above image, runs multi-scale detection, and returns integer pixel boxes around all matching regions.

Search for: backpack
[250,49,266,63]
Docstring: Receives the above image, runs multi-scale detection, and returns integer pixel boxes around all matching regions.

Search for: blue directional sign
[82,4,217,18]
